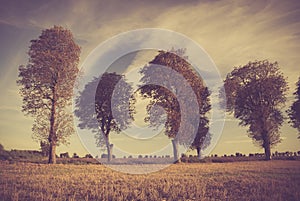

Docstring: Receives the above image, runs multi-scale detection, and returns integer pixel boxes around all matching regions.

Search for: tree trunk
[48,143,56,164]
[48,87,57,164]
[105,136,113,162]
[196,147,202,159]
[108,144,113,162]
[264,143,271,161]
[262,129,271,161]
[172,139,180,163]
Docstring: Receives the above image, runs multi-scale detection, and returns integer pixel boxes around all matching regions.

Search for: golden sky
[0,0,299,156]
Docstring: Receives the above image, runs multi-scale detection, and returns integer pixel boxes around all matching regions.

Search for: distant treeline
[0,149,43,162]
[207,151,300,158]
[1,144,299,164]
[0,144,95,164]
[181,151,300,163]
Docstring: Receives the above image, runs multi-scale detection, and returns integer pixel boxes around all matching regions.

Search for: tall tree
[223,60,288,160]
[75,72,134,162]
[191,87,211,159]
[288,77,300,138]
[191,122,211,159]
[139,49,211,162]
[17,26,80,164]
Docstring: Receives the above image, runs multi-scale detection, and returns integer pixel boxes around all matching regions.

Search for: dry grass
[0,160,299,201]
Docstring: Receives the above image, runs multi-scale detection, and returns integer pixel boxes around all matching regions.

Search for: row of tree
[17,26,300,163]
[74,48,211,163]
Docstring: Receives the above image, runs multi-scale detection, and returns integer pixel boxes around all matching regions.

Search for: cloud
[147,0,300,82]
[3,0,299,82]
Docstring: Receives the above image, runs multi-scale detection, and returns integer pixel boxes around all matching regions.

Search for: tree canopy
[17,26,80,163]
[288,77,300,138]
[75,72,134,162]
[139,49,211,161]
[223,60,288,160]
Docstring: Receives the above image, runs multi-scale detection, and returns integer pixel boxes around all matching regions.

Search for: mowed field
[0,161,299,201]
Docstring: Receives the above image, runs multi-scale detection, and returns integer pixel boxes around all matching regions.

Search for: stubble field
[0,160,299,201]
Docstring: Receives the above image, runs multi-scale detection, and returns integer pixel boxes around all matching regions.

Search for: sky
[0,0,299,157]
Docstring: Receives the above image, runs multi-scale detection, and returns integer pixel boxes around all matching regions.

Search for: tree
[40,141,50,157]
[17,26,81,164]
[73,153,79,158]
[288,77,300,138]
[0,144,11,161]
[0,144,4,152]
[75,72,134,162]
[191,87,211,159]
[139,49,211,162]
[223,60,288,160]
[60,152,70,158]
[191,129,211,159]
[84,154,93,158]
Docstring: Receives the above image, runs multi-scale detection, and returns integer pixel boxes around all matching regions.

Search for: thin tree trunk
[172,139,180,163]
[105,136,113,162]
[48,143,56,164]
[48,87,57,164]
[196,147,202,159]
[108,144,113,162]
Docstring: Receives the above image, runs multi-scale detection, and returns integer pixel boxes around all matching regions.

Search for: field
[0,161,300,201]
